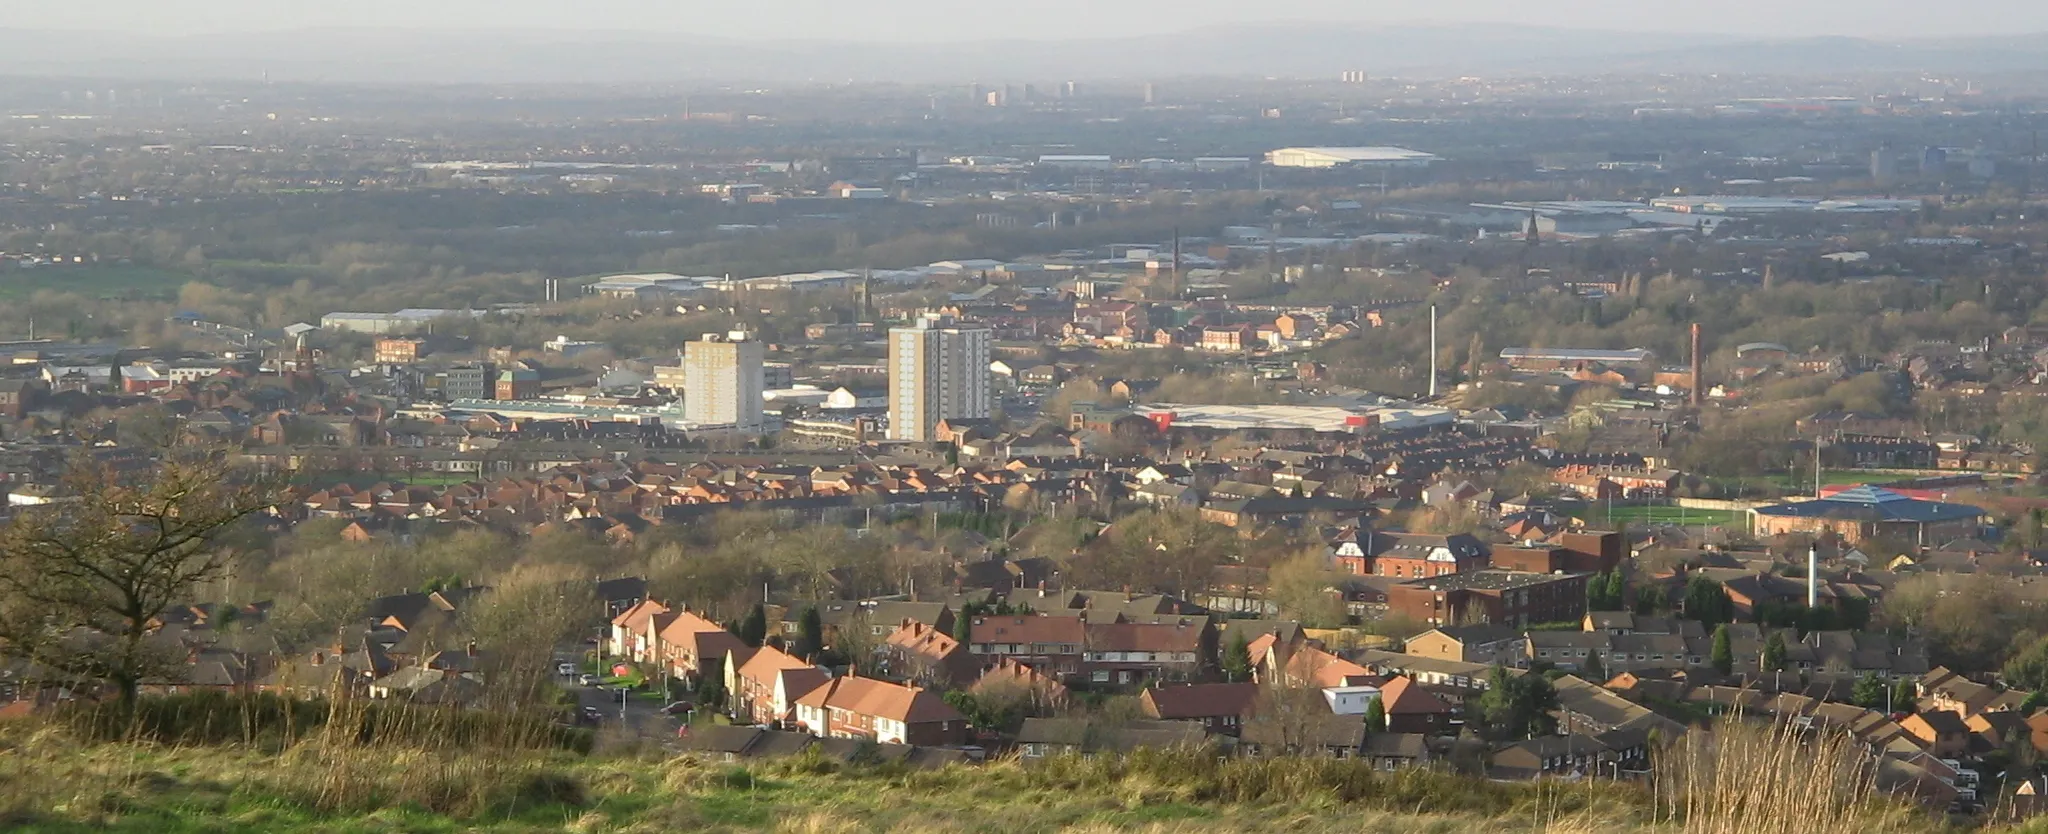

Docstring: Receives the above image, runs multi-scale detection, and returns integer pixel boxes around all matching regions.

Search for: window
[1092,671,1109,683]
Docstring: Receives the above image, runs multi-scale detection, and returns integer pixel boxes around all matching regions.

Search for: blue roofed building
[1749,486,1984,547]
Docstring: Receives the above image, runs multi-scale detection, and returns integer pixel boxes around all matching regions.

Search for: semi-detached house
[792,672,966,747]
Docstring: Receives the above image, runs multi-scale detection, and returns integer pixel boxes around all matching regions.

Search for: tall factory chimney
[1428,305,1439,398]
[1807,544,1819,609]
[1689,322,1704,407]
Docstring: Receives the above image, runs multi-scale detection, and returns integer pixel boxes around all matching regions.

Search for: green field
[0,265,193,300]
[1568,504,1750,530]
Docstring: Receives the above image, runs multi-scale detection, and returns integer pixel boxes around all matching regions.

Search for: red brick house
[657,609,747,685]
[1082,620,1213,686]
[882,620,978,687]
[1385,570,1592,629]
[1377,675,1454,735]
[968,615,1086,680]
[1367,533,1490,580]
[1140,682,1260,736]
[792,672,966,746]
[609,599,671,663]
[726,645,830,726]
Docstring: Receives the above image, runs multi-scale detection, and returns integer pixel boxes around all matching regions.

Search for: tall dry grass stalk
[1653,715,1916,834]
[10,681,596,822]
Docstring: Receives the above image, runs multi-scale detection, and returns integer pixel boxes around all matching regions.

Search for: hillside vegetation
[0,696,1954,834]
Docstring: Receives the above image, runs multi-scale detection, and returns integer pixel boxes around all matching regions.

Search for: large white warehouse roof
[1267,147,1440,168]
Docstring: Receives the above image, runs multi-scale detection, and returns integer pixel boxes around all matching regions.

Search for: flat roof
[1135,402,1454,433]
[1500,347,1654,362]
[1400,570,1586,592]
[1271,146,1440,162]
[1752,486,1984,523]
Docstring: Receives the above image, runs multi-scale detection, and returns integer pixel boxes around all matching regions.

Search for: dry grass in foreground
[0,696,1977,833]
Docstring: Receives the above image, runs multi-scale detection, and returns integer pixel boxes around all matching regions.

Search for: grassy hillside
[0,739,1636,834]
[0,696,1953,833]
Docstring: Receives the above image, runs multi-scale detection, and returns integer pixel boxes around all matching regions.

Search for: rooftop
[1751,486,1985,524]
[1399,569,1586,592]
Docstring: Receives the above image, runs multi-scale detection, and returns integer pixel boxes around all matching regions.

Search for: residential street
[552,645,682,748]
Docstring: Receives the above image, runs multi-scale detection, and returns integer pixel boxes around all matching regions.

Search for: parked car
[557,662,578,676]
[580,706,603,723]
[578,673,599,686]
[661,700,695,716]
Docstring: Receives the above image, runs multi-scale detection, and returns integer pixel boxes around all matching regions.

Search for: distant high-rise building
[684,331,765,431]
[1923,146,1949,176]
[1143,82,1156,104]
[888,315,991,442]
[1064,80,1078,98]
[1871,147,1898,184]
[1341,70,1368,83]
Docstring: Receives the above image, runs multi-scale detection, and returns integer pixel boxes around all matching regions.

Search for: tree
[1222,632,1252,683]
[1266,550,1346,628]
[1710,624,1734,676]
[795,606,825,661]
[1852,673,1887,709]
[953,602,980,643]
[1362,695,1387,733]
[1683,576,1735,625]
[460,562,595,708]
[1580,651,1605,684]
[0,451,278,710]
[739,603,768,648]
[1605,571,1626,610]
[1762,631,1788,673]
[1587,570,1612,611]
[2004,634,2048,693]
[1890,679,1916,715]
[1475,665,1559,742]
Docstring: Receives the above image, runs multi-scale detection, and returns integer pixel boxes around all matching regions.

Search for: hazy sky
[19,0,2048,41]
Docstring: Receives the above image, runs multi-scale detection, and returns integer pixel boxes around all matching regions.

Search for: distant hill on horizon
[4,24,2048,85]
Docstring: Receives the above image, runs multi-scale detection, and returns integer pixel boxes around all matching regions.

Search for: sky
[16,0,2048,42]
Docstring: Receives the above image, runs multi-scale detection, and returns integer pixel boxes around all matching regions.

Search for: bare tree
[461,563,595,708]
[0,451,278,709]
[1248,681,1331,756]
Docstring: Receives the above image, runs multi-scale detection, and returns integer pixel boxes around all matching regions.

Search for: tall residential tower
[684,331,765,431]
[888,315,991,441]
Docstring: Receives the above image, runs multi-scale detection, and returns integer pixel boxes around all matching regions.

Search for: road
[552,645,683,749]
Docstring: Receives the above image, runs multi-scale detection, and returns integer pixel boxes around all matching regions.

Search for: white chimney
[1428,304,1438,398]
[1807,544,1819,609]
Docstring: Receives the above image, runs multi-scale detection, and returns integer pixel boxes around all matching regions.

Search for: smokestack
[1807,544,1819,609]
[1689,322,1703,407]
[1428,305,1438,398]
[1171,227,1181,299]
